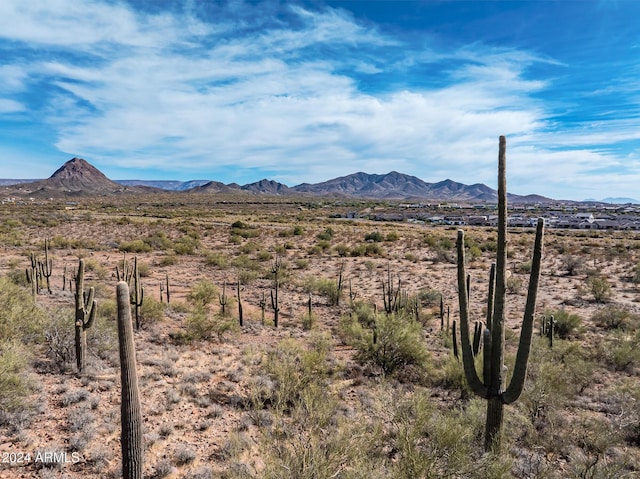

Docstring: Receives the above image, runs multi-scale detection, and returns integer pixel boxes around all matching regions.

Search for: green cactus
[259,291,267,326]
[541,314,554,348]
[116,281,143,479]
[270,257,281,328]
[237,280,243,327]
[452,319,459,360]
[219,280,228,315]
[130,257,144,330]
[381,262,400,314]
[39,238,53,294]
[456,136,545,452]
[75,258,97,372]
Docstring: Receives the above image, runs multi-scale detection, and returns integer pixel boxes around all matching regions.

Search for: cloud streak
[0,1,638,200]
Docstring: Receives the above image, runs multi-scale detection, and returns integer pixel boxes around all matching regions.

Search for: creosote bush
[340,308,429,376]
[544,308,583,339]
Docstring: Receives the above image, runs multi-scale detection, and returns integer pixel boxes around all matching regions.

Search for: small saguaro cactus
[259,291,267,326]
[237,280,243,327]
[381,262,401,314]
[271,257,281,327]
[75,258,97,373]
[116,281,143,479]
[39,238,53,294]
[219,280,228,315]
[456,136,545,452]
[130,257,144,330]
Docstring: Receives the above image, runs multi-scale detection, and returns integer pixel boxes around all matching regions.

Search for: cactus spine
[116,282,143,479]
[456,136,545,452]
[75,258,97,372]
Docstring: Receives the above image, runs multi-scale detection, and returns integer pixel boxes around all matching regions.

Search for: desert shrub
[0,277,46,342]
[262,338,328,412]
[231,221,259,239]
[592,306,637,331]
[333,243,350,257]
[119,239,152,253]
[143,231,173,250]
[43,311,75,367]
[239,241,259,254]
[599,332,640,373]
[418,289,442,307]
[386,231,400,242]
[173,235,199,255]
[364,231,384,242]
[257,250,273,262]
[632,262,640,286]
[0,341,36,415]
[587,274,611,303]
[135,261,151,277]
[340,310,429,376]
[515,261,532,274]
[506,276,522,294]
[562,255,582,276]
[301,312,316,331]
[185,307,237,342]
[139,297,165,327]
[295,259,309,270]
[188,279,218,306]
[316,227,334,241]
[306,277,341,305]
[159,254,178,266]
[544,309,583,339]
[204,251,229,268]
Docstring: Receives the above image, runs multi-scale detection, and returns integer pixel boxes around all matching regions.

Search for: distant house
[444,216,466,226]
[468,215,489,226]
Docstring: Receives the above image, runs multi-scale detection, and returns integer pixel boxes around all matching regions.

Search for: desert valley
[1,156,640,478]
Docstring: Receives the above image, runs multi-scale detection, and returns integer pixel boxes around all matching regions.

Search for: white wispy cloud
[0,0,638,199]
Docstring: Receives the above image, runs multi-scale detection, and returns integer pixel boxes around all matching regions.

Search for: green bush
[187,280,218,306]
[340,310,429,376]
[0,277,46,342]
[592,306,637,331]
[0,341,36,415]
[185,307,237,342]
[140,297,165,328]
[587,275,611,303]
[119,239,152,253]
[364,231,384,242]
[545,309,583,339]
[316,227,334,241]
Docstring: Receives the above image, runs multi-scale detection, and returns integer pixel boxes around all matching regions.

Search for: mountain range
[0,157,557,203]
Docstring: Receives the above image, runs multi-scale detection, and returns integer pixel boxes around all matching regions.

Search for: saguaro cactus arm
[457,230,489,398]
[503,217,545,404]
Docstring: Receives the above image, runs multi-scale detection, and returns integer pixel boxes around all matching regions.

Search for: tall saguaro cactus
[75,258,97,372]
[116,282,143,479]
[456,136,545,452]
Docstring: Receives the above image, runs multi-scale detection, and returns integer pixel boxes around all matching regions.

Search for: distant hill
[5,158,149,196]
[115,179,211,191]
[600,197,640,205]
[242,179,291,195]
[1,158,558,203]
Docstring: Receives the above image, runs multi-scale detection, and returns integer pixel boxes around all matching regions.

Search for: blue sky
[1,0,639,200]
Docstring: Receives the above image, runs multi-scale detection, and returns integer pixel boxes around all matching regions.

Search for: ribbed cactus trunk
[117,282,143,479]
[75,258,97,372]
[456,136,545,452]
